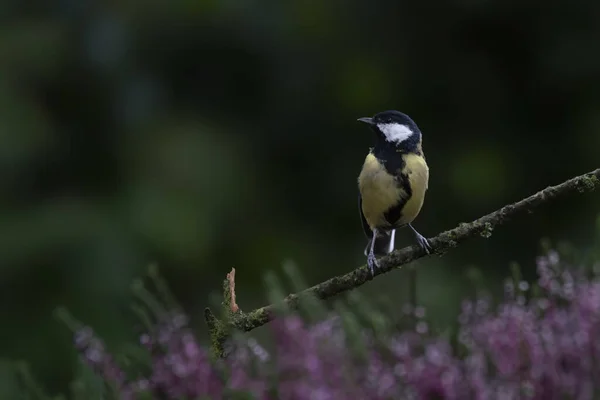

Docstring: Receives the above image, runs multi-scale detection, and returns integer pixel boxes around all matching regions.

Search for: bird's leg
[367,229,380,276]
[388,229,396,253]
[408,223,432,254]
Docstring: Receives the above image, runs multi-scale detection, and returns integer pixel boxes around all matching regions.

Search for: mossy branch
[205,168,600,356]
[204,268,242,357]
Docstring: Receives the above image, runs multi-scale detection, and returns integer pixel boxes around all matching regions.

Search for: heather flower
[73,326,126,389]
[457,250,600,400]
[65,248,600,400]
[140,312,225,398]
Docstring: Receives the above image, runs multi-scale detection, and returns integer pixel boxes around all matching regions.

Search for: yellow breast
[358,153,400,229]
[398,153,429,226]
[358,152,429,230]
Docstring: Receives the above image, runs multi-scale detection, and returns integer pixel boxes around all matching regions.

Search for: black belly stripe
[372,143,415,228]
[383,172,412,227]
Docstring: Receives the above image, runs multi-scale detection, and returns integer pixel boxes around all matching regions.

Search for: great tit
[357,110,431,275]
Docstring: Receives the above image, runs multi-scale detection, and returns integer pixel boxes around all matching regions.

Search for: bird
[357,110,431,275]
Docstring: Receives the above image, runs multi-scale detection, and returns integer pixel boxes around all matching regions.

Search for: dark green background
[1,0,599,395]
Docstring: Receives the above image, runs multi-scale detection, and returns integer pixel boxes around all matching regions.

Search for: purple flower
[73,326,126,387]
[144,313,225,398]
[70,248,600,400]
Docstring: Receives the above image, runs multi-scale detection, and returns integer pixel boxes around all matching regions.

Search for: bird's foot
[367,252,380,276]
[415,232,432,254]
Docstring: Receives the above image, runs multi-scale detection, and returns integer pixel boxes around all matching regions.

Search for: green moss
[208,319,229,358]
[480,222,494,238]
[233,309,268,332]
[458,222,469,230]
[222,279,233,316]
[578,175,599,193]
[440,230,458,244]
[204,306,230,358]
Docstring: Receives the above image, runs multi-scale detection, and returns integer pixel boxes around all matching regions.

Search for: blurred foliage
[0,0,599,396]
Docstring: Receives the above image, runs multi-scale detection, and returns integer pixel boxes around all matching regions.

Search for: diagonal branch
[205,168,600,352]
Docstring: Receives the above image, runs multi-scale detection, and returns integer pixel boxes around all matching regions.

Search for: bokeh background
[1,0,600,396]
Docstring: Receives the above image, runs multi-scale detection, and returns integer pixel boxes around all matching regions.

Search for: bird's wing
[358,192,373,239]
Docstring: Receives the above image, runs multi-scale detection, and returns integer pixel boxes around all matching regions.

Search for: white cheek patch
[378,123,413,143]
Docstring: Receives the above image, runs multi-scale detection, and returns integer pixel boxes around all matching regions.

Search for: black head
[357,110,422,152]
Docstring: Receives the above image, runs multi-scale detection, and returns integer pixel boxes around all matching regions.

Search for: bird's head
[358,110,422,152]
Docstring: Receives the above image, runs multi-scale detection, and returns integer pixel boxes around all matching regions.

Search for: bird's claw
[367,252,379,276]
[415,233,432,254]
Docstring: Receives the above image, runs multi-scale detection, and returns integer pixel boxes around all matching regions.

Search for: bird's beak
[357,117,374,125]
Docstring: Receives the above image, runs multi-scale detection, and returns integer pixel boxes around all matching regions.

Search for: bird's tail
[364,229,396,256]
